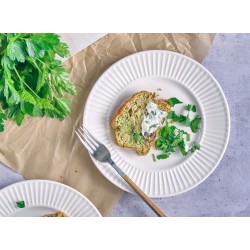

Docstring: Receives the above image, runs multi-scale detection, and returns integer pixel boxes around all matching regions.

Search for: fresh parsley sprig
[0,33,77,132]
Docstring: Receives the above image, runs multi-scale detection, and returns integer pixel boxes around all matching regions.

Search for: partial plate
[0,180,101,217]
[83,50,230,197]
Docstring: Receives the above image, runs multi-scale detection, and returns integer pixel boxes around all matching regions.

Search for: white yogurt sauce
[141,102,167,137]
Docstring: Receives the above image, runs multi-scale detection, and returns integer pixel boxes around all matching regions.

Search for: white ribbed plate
[0,180,101,217]
[84,50,230,197]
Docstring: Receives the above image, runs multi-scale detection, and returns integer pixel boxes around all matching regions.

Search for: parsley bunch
[0,33,77,132]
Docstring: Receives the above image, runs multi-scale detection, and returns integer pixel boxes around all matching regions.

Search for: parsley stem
[36,58,52,71]
[152,154,156,162]
[13,66,40,99]
[9,34,24,43]
[29,58,42,74]
[36,58,44,64]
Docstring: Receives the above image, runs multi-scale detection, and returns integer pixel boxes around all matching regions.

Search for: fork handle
[110,160,167,217]
[123,175,167,217]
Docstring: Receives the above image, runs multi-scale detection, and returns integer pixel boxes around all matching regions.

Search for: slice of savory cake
[111,91,171,155]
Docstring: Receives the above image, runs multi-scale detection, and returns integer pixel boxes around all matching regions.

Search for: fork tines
[75,126,98,154]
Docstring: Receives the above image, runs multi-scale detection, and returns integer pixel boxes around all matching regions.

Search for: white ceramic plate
[0,180,101,217]
[83,50,230,197]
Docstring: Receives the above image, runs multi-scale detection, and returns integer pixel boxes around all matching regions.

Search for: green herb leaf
[167,111,180,122]
[133,131,143,144]
[0,108,7,132]
[152,154,156,162]
[156,154,169,160]
[50,67,77,96]
[35,97,54,110]
[16,200,25,208]
[36,69,49,92]
[167,97,183,107]
[171,131,182,147]
[167,111,174,119]
[4,78,21,105]
[53,43,70,58]
[190,144,200,153]
[178,114,186,122]
[190,115,201,133]
[54,97,71,116]
[20,89,36,105]
[15,109,25,126]
[1,55,15,70]
[32,106,44,117]
[44,109,64,120]
[192,105,197,112]
[28,33,60,51]
[186,104,197,112]
[179,145,188,156]
[5,105,24,126]
[183,115,191,127]
[20,101,34,116]
[186,104,192,111]
[6,40,26,63]
[25,39,46,59]
[0,35,3,47]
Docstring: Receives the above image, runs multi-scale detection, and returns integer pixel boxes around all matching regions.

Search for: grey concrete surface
[0,163,25,190]
[1,34,250,216]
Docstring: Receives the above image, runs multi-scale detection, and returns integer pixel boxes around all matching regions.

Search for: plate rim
[83,50,231,197]
[0,179,102,217]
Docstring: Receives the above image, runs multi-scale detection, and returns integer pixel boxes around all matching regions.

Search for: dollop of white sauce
[141,102,167,137]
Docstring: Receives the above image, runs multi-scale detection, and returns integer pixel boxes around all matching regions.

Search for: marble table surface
[1,33,249,217]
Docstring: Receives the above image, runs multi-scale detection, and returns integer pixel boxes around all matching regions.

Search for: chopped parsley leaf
[190,115,201,133]
[156,154,169,160]
[152,154,157,162]
[133,131,143,144]
[192,105,197,112]
[186,104,197,112]
[186,104,192,111]
[167,97,183,107]
[16,200,25,208]
[190,143,201,153]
